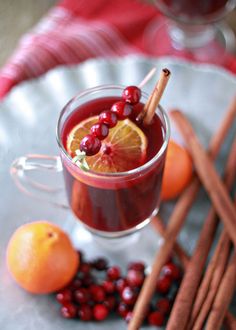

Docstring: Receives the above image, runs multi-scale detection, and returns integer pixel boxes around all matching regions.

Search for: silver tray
[0,55,236,329]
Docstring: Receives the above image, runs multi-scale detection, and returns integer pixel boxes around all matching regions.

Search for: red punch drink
[57,85,169,237]
[155,0,234,23]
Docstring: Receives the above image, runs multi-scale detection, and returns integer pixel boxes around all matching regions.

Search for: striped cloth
[0,0,235,99]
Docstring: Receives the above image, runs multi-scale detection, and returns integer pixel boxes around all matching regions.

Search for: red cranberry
[121,286,138,305]
[116,278,128,293]
[90,123,109,140]
[80,134,101,156]
[111,101,132,119]
[163,262,182,281]
[79,262,91,275]
[56,289,72,305]
[156,276,172,294]
[74,288,90,304]
[126,269,145,287]
[125,311,133,323]
[78,304,93,321]
[122,86,141,104]
[99,111,117,128]
[117,302,130,318]
[60,303,77,318]
[93,304,109,321]
[90,285,106,302]
[102,280,116,294]
[104,296,117,311]
[148,310,164,326]
[92,257,108,271]
[107,266,121,280]
[70,278,83,290]
[82,274,94,287]
[156,298,171,315]
[128,261,145,273]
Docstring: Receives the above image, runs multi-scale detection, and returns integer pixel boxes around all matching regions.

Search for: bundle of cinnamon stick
[128,71,236,330]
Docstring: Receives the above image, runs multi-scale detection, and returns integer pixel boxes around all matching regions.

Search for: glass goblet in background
[145,0,236,64]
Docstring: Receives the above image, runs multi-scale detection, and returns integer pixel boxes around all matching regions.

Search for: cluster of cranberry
[80,86,141,156]
[55,251,182,326]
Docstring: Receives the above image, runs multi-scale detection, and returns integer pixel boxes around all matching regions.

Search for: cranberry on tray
[93,304,109,321]
[55,249,182,326]
[60,303,77,319]
[56,289,72,304]
[78,304,93,321]
[107,266,121,280]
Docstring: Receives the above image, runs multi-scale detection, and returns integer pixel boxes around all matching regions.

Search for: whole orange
[6,221,79,294]
[161,140,193,201]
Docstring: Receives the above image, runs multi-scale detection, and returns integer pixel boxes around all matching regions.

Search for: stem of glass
[168,20,216,49]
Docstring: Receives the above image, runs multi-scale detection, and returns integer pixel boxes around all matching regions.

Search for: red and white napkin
[0,0,236,99]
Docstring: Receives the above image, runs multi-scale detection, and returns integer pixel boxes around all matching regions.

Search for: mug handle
[10,154,69,209]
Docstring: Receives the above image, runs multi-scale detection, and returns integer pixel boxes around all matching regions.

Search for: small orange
[6,221,79,294]
[161,140,193,201]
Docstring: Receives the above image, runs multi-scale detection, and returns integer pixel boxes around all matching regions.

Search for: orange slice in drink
[66,116,148,173]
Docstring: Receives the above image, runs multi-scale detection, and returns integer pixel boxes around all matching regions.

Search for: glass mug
[11,85,170,239]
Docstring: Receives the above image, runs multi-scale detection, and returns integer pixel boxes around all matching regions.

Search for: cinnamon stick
[191,234,231,330]
[127,97,236,330]
[191,194,236,329]
[189,195,236,329]
[205,253,236,330]
[153,215,234,330]
[151,216,190,270]
[208,94,236,153]
[171,110,236,247]
[137,68,171,124]
[188,231,229,329]
[166,137,236,330]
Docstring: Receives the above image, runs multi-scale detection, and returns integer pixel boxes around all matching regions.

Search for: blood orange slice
[66,116,147,173]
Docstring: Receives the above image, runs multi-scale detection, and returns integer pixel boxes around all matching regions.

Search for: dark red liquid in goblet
[61,97,166,234]
[156,0,232,22]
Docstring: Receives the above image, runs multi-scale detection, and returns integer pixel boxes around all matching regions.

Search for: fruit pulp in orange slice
[66,116,148,173]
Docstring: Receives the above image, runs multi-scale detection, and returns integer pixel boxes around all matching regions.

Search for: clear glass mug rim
[56,84,170,179]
